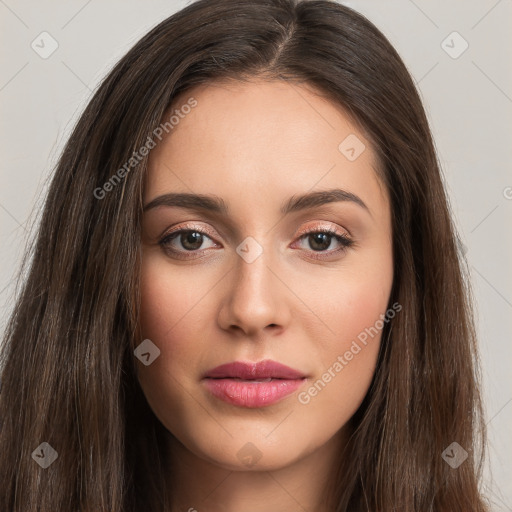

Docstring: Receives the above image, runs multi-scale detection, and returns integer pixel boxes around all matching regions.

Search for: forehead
[145,79,388,218]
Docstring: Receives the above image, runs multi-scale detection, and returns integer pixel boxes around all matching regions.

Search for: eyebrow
[143,188,370,216]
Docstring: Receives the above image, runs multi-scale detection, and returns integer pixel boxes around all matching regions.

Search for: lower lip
[203,378,305,408]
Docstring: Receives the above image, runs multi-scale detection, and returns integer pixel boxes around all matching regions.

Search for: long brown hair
[0,0,489,510]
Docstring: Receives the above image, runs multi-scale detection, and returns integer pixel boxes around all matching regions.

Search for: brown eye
[293,227,355,260]
[159,227,219,259]
[177,231,204,251]
[307,232,335,251]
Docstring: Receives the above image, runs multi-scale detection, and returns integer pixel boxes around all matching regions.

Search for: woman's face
[138,79,393,472]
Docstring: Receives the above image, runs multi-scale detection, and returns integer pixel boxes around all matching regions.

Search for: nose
[217,246,291,338]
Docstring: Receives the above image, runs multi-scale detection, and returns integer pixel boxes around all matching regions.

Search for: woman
[0,0,489,510]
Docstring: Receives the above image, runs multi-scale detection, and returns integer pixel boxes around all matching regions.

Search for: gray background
[1,0,511,509]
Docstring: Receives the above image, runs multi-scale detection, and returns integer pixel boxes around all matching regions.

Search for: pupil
[310,233,330,251]
[182,232,203,250]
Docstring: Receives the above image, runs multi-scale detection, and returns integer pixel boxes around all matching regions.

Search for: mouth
[202,360,307,408]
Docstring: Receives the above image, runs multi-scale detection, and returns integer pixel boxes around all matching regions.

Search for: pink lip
[202,360,307,408]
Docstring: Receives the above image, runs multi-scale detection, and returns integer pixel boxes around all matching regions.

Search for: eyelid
[161,220,349,244]
[294,221,349,239]
[160,222,219,241]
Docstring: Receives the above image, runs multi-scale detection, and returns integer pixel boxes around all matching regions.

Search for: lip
[203,360,306,380]
[202,360,307,408]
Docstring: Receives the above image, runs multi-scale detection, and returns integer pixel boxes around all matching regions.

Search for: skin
[137,79,394,511]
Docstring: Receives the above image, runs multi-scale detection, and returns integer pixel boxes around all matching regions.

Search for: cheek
[136,257,208,409]
[306,259,392,349]
[138,255,212,354]
[296,260,392,408]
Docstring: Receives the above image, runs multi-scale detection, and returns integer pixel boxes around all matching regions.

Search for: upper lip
[203,359,306,380]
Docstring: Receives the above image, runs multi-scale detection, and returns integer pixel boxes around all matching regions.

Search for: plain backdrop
[1,0,511,509]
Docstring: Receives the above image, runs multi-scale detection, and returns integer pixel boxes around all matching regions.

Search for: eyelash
[158,224,354,261]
